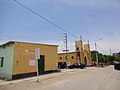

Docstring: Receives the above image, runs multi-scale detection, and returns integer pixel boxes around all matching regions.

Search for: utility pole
[63,33,68,69]
[109,46,112,56]
[75,44,78,64]
[95,42,98,66]
[95,38,103,66]
[35,48,40,82]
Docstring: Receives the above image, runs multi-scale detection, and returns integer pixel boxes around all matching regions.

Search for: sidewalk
[0,68,89,86]
[0,69,75,86]
[0,80,4,85]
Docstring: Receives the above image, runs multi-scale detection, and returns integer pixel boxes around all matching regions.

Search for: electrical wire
[97,45,107,54]
[13,0,80,39]
[0,31,14,40]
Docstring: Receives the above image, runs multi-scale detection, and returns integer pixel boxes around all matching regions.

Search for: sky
[0,0,120,55]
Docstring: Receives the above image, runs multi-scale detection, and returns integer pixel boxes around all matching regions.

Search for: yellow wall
[84,44,90,53]
[13,42,58,75]
[75,40,83,51]
[84,44,92,65]
[80,51,84,63]
[58,52,76,65]
[58,53,66,63]
[68,52,76,65]
[84,51,90,65]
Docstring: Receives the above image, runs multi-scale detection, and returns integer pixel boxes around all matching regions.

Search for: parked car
[114,63,120,70]
[68,63,86,69]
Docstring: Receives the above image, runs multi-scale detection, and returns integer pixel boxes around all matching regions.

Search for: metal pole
[65,33,68,69]
[109,46,112,56]
[95,38,103,66]
[75,44,78,63]
[36,58,39,82]
[95,42,98,66]
[63,33,69,68]
[35,48,40,82]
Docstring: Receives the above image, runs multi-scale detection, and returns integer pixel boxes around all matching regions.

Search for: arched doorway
[84,56,87,65]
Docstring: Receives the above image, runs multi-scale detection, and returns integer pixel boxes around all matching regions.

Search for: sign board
[29,60,36,66]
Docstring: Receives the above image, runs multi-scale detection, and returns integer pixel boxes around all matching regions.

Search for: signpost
[35,48,40,82]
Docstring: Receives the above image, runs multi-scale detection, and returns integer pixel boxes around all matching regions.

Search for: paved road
[0,65,120,90]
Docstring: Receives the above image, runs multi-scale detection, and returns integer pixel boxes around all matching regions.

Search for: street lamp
[95,38,103,66]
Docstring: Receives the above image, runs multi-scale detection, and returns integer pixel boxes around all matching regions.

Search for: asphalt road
[0,65,120,90]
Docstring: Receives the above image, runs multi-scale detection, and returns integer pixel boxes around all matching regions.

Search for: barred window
[0,57,4,67]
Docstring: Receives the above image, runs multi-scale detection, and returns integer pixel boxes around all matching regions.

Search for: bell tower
[75,36,84,63]
[84,41,92,65]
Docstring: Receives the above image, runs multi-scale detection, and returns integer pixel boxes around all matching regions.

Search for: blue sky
[0,0,120,54]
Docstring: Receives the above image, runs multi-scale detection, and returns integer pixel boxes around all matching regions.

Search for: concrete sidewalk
[0,72,62,86]
[0,69,76,86]
[0,67,91,86]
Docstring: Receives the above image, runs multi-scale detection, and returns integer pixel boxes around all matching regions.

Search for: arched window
[71,56,74,59]
[76,47,79,50]
[60,57,62,60]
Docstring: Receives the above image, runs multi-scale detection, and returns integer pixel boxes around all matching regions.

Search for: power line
[97,45,107,54]
[13,0,80,39]
[0,31,14,40]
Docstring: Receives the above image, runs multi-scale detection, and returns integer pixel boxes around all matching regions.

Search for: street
[0,65,120,90]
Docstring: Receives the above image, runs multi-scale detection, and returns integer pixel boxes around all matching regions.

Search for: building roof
[0,41,14,47]
[0,41,59,47]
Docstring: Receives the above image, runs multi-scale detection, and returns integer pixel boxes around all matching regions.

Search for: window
[71,56,74,59]
[60,57,62,60]
[0,57,4,67]
[76,47,79,50]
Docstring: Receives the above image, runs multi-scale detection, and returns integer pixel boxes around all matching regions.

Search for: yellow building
[0,41,58,80]
[58,40,92,68]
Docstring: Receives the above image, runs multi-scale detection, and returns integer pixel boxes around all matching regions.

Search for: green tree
[91,51,105,63]
[98,53,105,63]
[107,55,116,62]
[115,57,120,62]
[103,55,109,64]
[91,51,120,65]
[91,51,97,61]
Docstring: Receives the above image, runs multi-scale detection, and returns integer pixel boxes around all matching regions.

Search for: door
[38,55,45,75]
[84,57,87,65]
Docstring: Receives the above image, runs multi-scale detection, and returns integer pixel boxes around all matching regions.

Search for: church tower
[75,37,84,63]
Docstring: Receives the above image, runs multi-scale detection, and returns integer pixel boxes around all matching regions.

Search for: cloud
[90,36,120,55]
[2,0,120,9]
[59,0,120,8]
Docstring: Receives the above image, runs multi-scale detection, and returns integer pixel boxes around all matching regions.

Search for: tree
[91,51,120,65]
[115,57,120,62]
[107,55,116,62]
[98,53,105,63]
[91,51,105,63]
[91,51,96,61]
[103,55,109,64]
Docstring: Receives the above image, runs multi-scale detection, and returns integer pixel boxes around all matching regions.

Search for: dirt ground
[0,66,120,90]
